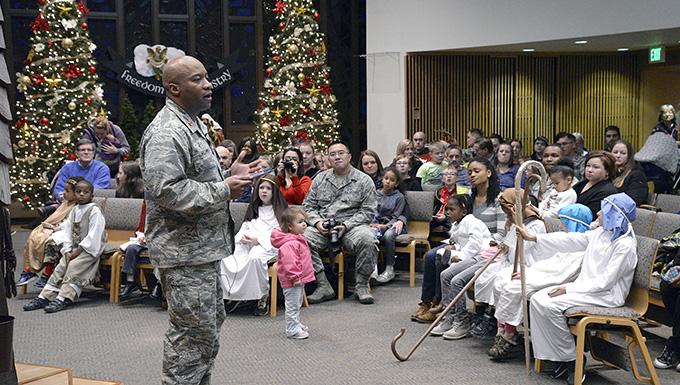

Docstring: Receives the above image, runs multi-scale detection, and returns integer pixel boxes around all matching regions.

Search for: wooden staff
[391,247,504,361]
[513,161,546,375]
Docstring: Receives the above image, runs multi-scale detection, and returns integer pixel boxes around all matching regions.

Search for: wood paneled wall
[405,53,640,155]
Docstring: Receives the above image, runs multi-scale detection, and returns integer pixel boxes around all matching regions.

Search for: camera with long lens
[321,218,341,246]
[282,159,296,173]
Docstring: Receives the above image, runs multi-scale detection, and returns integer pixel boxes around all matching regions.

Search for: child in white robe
[429,194,491,339]
[519,193,637,383]
[489,203,592,360]
[220,175,288,316]
[23,180,107,313]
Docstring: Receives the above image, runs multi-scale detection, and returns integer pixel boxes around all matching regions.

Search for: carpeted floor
[5,229,679,384]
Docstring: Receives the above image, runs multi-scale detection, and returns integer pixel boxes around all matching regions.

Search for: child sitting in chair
[23,180,107,313]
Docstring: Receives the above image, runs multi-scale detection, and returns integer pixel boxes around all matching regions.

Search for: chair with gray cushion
[654,194,680,214]
[649,211,680,241]
[421,184,439,192]
[94,189,117,198]
[633,208,655,238]
[391,191,434,287]
[544,217,562,233]
[543,235,661,385]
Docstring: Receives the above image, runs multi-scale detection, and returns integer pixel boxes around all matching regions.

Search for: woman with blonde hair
[396,138,422,178]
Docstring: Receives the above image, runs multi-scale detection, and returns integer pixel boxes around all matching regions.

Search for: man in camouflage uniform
[303,141,378,304]
[140,56,251,385]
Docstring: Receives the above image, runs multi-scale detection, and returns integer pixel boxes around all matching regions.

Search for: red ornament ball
[39,0,45,4]
[40,117,49,126]
[85,97,92,105]
[81,23,88,30]
[23,196,30,201]
[270,90,277,97]
[278,22,285,30]
[265,68,273,76]
[314,12,320,21]
[88,66,97,74]
[300,83,307,89]
[302,108,310,116]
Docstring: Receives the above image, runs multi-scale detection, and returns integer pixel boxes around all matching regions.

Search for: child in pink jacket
[271,207,316,339]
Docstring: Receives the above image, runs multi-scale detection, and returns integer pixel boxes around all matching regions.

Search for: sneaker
[370,266,379,281]
[551,361,571,379]
[44,298,68,313]
[224,300,242,314]
[23,297,49,311]
[16,272,38,287]
[471,314,497,339]
[466,312,482,335]
[301,324,309,332]
[430,316,454,336]
[489,333,521,361]
[255,295,269,316]
[375,269,395,284]
[442,319,471,340]
[34,273,49,288]
[119,281,140,300]
[411,302,431,321]
[150,282,163,300]
[566,358,586,385]
[287,330,309,339]
[654,346,680,369]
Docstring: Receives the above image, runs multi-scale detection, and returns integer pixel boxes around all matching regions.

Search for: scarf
[557,204,592,233]
[601,192,637,243]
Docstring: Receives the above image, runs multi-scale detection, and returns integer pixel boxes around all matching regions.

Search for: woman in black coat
[611,140,648,206]
[573,151,619,218]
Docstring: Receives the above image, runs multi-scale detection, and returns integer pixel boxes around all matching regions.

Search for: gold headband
[260,176,278,186]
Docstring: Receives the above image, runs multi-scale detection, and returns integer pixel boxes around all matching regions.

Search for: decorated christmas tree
[255,0,339,154]
[10,0,104,209]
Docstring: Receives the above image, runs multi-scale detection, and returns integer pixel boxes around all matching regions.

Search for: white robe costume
[220,206,279,300]
[474,218,545,305]
[529,227,636,361]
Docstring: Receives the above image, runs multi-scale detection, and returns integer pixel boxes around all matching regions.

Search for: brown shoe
[429,302,443,314]
[416,309,438,323]
[411,302,431,321]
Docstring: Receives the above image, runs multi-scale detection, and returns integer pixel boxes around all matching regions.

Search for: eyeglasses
[395,161,409,166]
[441,173,456,177]
[328,150,347,158]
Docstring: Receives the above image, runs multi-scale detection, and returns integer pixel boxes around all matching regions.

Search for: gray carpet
[5,229,679,384]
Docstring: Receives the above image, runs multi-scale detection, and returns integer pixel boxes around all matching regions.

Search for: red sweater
[277,175,312,205]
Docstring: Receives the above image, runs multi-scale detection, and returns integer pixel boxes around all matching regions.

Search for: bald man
[413,131,432,162]
[140,56,256,385]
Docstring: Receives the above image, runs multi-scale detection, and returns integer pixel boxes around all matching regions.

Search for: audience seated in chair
[82,115,130,178]
[53,138,111,202]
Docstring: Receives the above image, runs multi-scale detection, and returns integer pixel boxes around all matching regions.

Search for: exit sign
[650,47,665,63]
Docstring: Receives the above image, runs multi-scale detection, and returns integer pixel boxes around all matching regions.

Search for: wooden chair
[649,211,680,241]
[654,194,680,214]
[390,191,434,287]
[536,236,661,385]
[633,208,656,238]
[321,250,346,300]
[267,261,308,317]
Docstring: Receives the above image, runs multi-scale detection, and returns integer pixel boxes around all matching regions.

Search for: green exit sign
[650,47,665,63]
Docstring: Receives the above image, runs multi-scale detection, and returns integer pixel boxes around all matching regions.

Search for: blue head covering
[601,193,637,242]
[558,204,593,233]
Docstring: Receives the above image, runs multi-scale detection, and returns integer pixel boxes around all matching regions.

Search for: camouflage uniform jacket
[139,99,233,268]
[302,166,377,231]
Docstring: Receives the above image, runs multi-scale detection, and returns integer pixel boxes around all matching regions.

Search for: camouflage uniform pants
[160,261,225,385]
[305,224,378,277]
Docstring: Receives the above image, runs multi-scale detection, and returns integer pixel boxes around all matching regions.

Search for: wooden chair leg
[408,243,416,287]
[110,253,122,303]
[628,325,661,384]
[302,288,308,308]
[337,253,344,300]
[534,358,546,373]
[270,264,278,318]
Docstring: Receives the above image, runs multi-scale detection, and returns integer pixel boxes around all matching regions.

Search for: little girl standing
[370,167,408,283]
[271,207,315,339]
[220,175,288,316]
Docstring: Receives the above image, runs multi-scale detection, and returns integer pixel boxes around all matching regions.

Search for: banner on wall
[100,46,244,98]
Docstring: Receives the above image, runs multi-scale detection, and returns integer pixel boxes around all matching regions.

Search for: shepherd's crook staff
[513,161,547,375]
[391,247,504,361]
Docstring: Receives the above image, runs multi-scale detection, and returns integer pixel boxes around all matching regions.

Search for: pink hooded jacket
[270,229,316,288]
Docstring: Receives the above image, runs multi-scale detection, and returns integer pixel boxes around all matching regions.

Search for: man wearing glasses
[53,138,111,201]
[302,140,379,304]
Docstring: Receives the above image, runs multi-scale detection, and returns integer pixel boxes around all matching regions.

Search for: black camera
[321,218,341,246]
[282,159,296,173]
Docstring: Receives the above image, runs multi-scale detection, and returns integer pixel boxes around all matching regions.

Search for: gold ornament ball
[68,101,77,110]
[261,123,272,133]
[19,75,31,87]
[61,38,74,49]
[297,72,306,81]
[287,44,299,54]
[18,140,26,148]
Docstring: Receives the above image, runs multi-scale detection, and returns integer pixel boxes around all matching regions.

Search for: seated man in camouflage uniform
[303,140,379,304]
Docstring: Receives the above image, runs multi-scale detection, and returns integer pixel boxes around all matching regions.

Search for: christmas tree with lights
[255,0,339,154]
[11,0,105,209]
